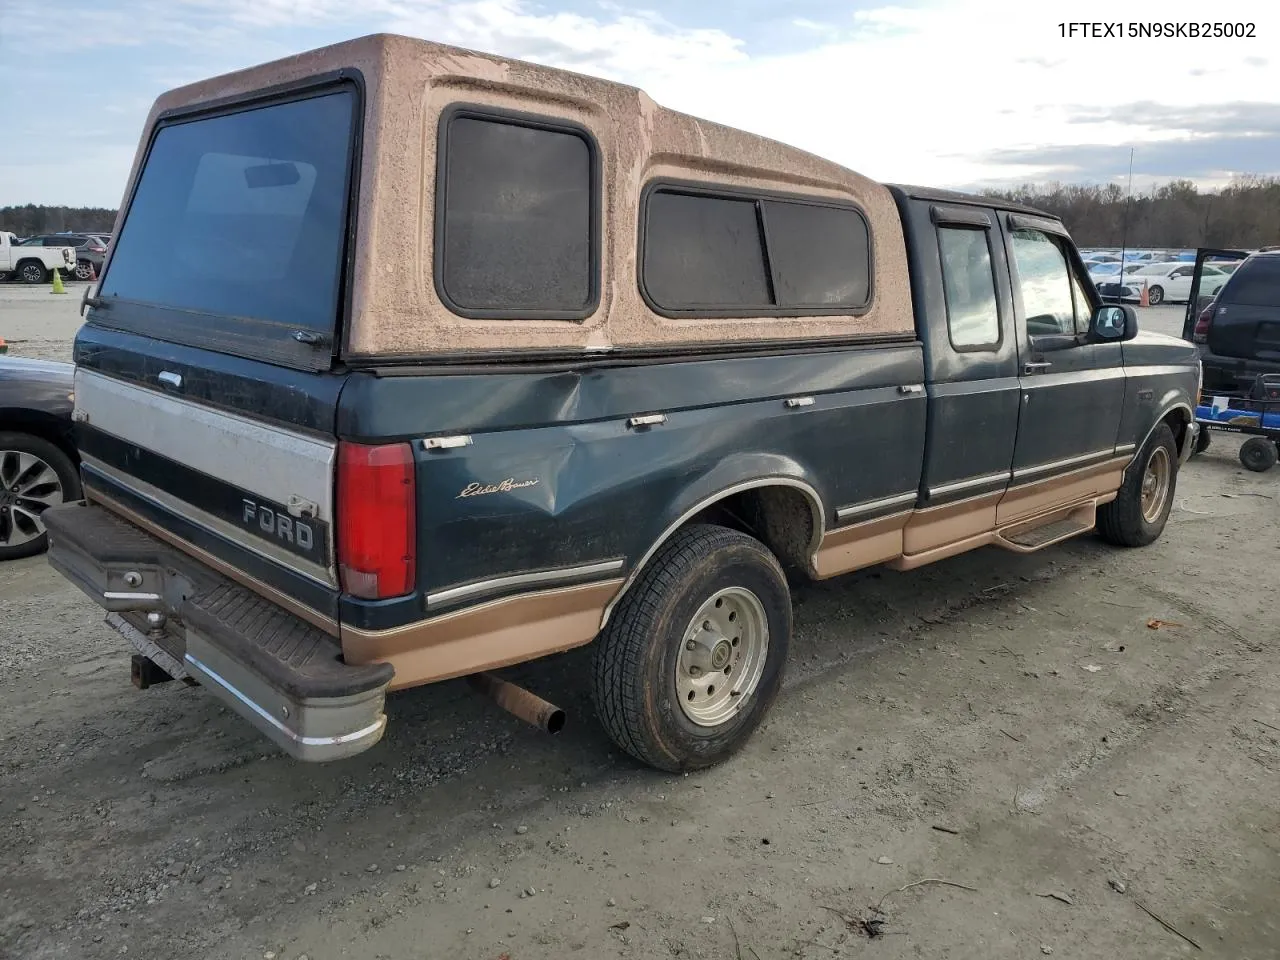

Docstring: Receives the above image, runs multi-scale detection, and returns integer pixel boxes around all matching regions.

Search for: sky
[1,0,1277,207]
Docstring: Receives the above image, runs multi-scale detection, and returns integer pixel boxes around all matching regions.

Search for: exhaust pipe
[468,672,566,734]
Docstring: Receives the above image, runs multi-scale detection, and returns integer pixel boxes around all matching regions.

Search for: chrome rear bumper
[44,501,393,762]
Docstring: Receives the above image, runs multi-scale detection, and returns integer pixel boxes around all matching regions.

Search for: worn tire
[591,523,791,772]
[1098,423,1178,548]
[0,432,81,561]
[1239,437,1278,473]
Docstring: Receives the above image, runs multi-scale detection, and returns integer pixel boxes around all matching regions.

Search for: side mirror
[1092,304,1138,342]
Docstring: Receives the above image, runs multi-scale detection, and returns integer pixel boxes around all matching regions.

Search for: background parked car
[20,233,107,280]
[0,231,76,283]
[1195,251,1280,394]
[0,356,81,560]
[1115,262,1230,305]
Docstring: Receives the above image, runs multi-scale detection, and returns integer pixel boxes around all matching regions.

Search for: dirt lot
[2,289,1278,960]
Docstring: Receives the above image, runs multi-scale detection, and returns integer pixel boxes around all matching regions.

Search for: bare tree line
[982,176,1280,249]
[0,205,117,237]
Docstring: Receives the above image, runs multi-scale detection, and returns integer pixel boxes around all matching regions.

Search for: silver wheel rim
[1140,445,1171,523]
[21,264,42,282]
[75,262,93,280]
[675,586,769,726]
[0,449,65,547]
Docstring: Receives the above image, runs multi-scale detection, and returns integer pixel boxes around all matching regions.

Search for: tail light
[1193,301,1215,343]
[336,441,416,600]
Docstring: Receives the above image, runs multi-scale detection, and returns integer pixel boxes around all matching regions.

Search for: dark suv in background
[1194,251,1280,393]
[18,233,108,281]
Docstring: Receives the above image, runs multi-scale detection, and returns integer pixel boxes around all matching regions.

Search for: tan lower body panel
[882,490,1003,571]
[902,490,1003,555]
[811,510,910,579]
[341,579,623,690]
[879,458,1128,572]
[996,457,1127,526]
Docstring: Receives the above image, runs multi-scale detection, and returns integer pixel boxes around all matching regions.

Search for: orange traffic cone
[1139,279,1149,308]
[87,262,96,281]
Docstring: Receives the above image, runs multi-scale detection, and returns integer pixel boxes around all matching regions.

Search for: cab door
[999,214,1126,519]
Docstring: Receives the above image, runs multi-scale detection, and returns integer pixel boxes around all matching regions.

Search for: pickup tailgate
[73,364,339,597]
[66,78,361,619]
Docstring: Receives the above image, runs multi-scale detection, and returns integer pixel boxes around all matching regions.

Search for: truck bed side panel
[337,343,926,631]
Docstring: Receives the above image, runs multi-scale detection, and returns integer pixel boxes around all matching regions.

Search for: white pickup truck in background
[0,232,77,283]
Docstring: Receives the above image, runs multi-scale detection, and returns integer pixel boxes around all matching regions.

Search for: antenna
[1118,146,1135,268]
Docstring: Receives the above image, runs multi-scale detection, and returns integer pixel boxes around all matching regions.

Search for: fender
[1127,398,1193,471]
[599,453,826,629]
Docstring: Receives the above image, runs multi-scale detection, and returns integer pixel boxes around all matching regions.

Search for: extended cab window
[101,89,355,339]
[937,226,1000,349]
[1010,229,1087,337]
[642,186,871,316]
[436,111,596,318]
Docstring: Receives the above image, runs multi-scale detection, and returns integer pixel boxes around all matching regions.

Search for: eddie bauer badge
[456,478,540,498]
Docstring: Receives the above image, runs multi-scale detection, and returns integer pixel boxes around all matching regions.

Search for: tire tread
[1097,423,1176,548]
[592,524,784,771]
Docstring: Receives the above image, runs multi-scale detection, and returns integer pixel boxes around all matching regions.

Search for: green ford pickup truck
[44,34,1200,772]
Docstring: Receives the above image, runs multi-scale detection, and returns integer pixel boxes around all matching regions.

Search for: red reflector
[1193,304,1213,343]
[336,441,416,600]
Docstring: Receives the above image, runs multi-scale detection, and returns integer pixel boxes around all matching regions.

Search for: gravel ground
[1,290,1276,960]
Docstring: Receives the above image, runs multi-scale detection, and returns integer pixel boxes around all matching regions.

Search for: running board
[995,502,1096,553]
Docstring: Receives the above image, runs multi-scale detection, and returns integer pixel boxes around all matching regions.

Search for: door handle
[1024,361,1052,374]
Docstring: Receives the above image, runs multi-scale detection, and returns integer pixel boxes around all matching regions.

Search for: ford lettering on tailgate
[239,497,328,564]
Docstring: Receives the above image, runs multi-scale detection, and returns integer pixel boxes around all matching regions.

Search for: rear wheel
[1098,423,1178,548]
[592,524,791,772]
[0,432,81,561]
[74,259,95,281]
[17,260,47,284]
[1239,437,1278,472]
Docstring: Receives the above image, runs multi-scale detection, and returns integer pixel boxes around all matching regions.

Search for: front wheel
[1239,437,1278,472]
[1098,423,1178,548]
[17,261,47,284]
[592,524,791,772]
[1146,285,1165,305]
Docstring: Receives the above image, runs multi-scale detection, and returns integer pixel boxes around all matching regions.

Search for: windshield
[101,87,356,349]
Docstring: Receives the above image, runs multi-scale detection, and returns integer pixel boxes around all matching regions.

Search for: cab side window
[937,226,1000,349]
[1009,228,1087,337]
[1069,270,1093,336]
